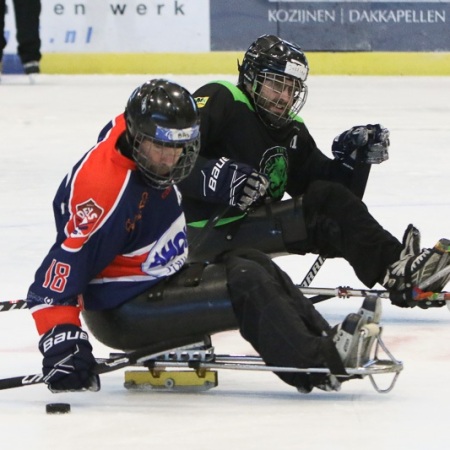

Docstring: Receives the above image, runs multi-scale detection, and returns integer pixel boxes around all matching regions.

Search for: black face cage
[251,72,308,129]
[132,133,200,189]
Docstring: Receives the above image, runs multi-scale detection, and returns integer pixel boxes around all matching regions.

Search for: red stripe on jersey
[32,305,82,336]
[63,115,136,252]
[95,252,149,278]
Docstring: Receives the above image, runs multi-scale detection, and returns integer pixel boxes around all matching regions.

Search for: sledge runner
[178,34,450,308]
[25,79,398,395]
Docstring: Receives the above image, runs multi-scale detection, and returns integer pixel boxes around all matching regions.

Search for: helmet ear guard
[238,35,309,129]
[125,79,200,189]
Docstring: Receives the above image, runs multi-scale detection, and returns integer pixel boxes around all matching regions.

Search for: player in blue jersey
[25,78,396,395]
[26,79,201,393]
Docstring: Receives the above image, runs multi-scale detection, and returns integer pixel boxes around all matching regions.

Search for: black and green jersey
[178,81,353,224]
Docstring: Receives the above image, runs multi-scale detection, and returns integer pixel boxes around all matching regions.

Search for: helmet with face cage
[125,79,200,189]
[238,35,309,129]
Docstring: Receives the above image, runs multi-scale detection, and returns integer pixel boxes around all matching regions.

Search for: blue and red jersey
[27,114,188,335]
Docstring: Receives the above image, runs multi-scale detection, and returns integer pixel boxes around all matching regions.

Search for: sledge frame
[120,324,403,394]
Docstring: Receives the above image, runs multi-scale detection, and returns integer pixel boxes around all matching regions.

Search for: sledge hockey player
[178,34,450,309]
[26,78,388,395]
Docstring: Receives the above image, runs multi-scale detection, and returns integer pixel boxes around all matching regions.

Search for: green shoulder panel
[293,115,304,124]
[209,81,305,123]
[212,81,255,112]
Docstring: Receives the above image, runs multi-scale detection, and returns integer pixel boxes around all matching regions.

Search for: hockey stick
[298,285,450,304]
[188,205,232,252]
[298,255,326,288]
[0,340,188,391]
[298,249,450,305]
[0,299,27,312]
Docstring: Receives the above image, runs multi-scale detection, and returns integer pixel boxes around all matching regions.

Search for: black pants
[83,249,345,391]
[188,180,403,287]
[0,0,41,63]
[223,248,345,389]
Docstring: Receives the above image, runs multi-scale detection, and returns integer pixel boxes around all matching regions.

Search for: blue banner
[211,0,450,51]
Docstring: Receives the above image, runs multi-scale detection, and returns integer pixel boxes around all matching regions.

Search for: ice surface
[1,74,449,449]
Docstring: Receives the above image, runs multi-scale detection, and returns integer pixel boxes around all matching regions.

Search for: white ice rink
[1,74,449,449]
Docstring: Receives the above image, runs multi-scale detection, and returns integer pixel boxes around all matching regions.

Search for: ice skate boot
[23,61,40,85]
[333,311,380,369]
[383,238,450,307]
[357,295,382,363]
[358,294,382,325]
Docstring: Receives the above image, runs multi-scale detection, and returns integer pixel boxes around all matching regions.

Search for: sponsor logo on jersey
[143,214,188,278]
[144,223,188,278]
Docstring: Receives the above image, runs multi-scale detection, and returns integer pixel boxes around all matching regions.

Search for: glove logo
[260,147,288,201]
[208,157,229,192]
[42,329,89,353]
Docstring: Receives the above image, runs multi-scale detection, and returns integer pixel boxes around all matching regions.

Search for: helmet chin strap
[117,133,133,159]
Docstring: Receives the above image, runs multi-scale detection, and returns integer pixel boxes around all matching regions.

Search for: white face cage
[251,72,308,128]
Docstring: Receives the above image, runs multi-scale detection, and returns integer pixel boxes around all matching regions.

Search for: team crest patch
[195,96,209,108]
[70,199,104,238]
[260,147,288,201]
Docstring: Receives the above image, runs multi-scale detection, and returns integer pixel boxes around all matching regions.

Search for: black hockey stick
[299,255,327,289]
[188,205,232,252]
[0,299,27,312]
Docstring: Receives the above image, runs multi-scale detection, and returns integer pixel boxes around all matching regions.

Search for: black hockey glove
[201,157,269,211]
[39,324,100,393]
[332,124,390,170]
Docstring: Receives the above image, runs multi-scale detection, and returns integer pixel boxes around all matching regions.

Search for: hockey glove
[201,157,269,211]
[39,324,100,393]
[236,171,270,211]
[332,124,390,170]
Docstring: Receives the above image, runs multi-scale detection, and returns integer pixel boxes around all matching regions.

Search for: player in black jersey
[179,34,450,309]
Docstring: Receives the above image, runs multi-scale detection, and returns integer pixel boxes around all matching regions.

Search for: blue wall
[211,1,450,51]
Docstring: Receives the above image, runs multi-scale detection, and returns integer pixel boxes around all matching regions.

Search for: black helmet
[125,79,200,189]
[238,35,309,128]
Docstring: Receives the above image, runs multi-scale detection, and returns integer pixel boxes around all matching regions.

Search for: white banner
[4,0,210,53]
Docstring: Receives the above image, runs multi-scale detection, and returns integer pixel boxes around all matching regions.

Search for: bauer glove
[201,157,269,211]
[332,124,390,170]
[39,324,100,393]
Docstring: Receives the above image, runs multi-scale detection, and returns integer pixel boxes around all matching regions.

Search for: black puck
[46,403,71,414]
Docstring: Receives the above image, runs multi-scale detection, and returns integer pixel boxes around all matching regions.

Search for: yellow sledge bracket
[124,369,218,391]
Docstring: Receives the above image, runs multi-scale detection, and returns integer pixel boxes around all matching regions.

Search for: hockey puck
[45,403,71,414]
